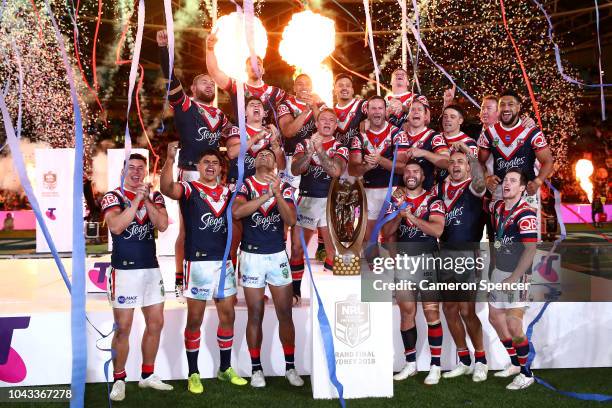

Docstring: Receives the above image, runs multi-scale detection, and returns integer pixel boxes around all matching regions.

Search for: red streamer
[330,54,392,94]
[499,0,543,130]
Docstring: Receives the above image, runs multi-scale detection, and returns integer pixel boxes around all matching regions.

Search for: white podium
[311,274,393,399]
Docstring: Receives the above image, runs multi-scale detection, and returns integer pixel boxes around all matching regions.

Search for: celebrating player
[386,68,414,128]
[431,142,488,382]
[382,161,446,385]
[160,143,247,394]
[348,95,408,244]
[488,168,538,390]
[232,148,304,388]
[478,90,554,206]
[289,108,349,303]
[206,33,285,126]
[333,73,368,147]
[157,29,232,303]
[402,95,450,191]
[277,73,323,187]
[102,153,171,401]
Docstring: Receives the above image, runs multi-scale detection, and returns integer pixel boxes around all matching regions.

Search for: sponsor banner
[34,149,75,253]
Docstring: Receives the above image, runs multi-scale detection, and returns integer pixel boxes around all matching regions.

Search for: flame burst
[212,12,268,82]
[575,159,594,202]
[279,11,335,106]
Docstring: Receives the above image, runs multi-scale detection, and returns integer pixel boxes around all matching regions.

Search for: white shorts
[178,168,200,182]
[365,188,388,220]
[296,196,327,230]
[184,260,237,300]
[488,268,530,309]
[280,156,301,190]
[239,250,292,288]
[107,267,165,309]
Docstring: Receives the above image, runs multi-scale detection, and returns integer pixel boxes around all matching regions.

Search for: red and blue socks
[184,329,201,376]
[141,364,154,380]
[400,327,417,363]
[427,321,443,366]
[217,327,234,372]
[113,369,126,383]
[283,345,295,371]
[513,337,532,377]
[290,260,304,297]
[457,348,471,366]
[501,337,520,367]
[249,348,262,373]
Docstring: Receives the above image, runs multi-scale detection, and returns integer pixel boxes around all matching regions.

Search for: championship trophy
[326,178,368,275]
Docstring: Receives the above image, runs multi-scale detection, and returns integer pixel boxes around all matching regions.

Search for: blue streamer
[524,181,612,401]
[43,0,88,405]
[529,0,611,88]
[298,228,346,408]
[594,0,607,121]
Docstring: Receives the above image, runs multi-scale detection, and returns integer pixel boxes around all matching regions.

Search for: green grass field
[7,368,612,407]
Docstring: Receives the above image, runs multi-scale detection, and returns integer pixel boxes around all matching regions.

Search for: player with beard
[289,109,349,304]
[436,104,478,182]
[402,95,450,191]
[333,73,368,147]
[488,168,538,390]
[161,144,247,394]
[478,90,553,207]
[349,95,409,245]
[157,30,232,302]
[206,33,286,126]
[103,154,171,401]
[232,148,304,388]
[430,142,489,383]
[382,161,446,385]
[386,68,414,128]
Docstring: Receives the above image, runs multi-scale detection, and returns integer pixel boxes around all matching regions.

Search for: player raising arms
[277,73,323,187]
[386,68,414,128]
[232,148,304,388]
[289,108,349,304]
[157,29,232,305]
[161,143,247,394]
[402,95,450,191]
[333,73,368,147]
[103,153,171,402]
[431,142,489,382]
[382,161,446,385]
[348,95,408,246]
[206,33,285,126]
[488,168,538,390]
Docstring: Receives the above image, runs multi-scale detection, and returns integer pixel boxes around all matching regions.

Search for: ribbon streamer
[43,0,87,405]
[330,55,391,93]
[594,0,606,121]
[405,19,479,108]
[363,0,381,95]
[498,0,543,130]
[159,0,175,132]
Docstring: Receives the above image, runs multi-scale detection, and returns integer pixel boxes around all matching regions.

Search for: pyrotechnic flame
[575,159,594,202]
[280,11,335,106]
[212,12,268,82]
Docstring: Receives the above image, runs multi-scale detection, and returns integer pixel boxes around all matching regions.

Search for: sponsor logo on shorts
[242,275,259,284]
[190,287,211,297]
[117,295,138,305]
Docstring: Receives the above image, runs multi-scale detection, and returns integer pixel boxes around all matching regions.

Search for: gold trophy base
[333,254,361,276]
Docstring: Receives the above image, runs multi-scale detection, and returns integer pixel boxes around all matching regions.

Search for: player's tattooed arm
[157,30,184,103]
[313,135,344,178]
[104,191,143,235]
[453,142,486,194]
[264,174,297,226]
[160,142,184,200]
[291,142,315,175]
[278,108,311,138]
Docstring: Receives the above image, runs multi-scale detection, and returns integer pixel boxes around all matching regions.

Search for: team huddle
[100,29,555,401]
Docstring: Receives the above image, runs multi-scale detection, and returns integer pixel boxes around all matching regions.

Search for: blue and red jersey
[294,138,349,198]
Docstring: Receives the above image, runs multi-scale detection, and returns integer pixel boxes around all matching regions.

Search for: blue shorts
[239,250,292,288]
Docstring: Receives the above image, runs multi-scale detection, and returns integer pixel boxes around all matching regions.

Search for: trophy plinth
[326,178,368,276]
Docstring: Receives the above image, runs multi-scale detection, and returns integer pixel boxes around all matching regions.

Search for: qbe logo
[191,287,199,295]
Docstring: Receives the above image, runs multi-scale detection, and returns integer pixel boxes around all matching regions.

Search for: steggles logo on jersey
[251,212,281,231]
[335,295,371,348]
[196,127,222,144]
[399,224,425,239]
[306,164,328,180]
[496,156,526,171]
[445,206,464,226]
[200,212,227,232]
[123,223,153,240]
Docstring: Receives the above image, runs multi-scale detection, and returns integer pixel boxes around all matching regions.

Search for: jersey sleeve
[431,133,449,154]
[294,142,306,156]
[349,133,363,152]
[394,130,411,151]
[359,99,368,114]
[517,210,538,243]
[277,102,291,118]
[152,191,166,207]
[101,192,122,214]
[274,87,287,105]
[530,129,548,152]
[179,181,191,200]
[227,126,240,141]
[429,198,446,217]
[477,128,492,150]
[225,78,237,93]
[281,183,296,204]
[334,145,350,162]
[236,182,250,201]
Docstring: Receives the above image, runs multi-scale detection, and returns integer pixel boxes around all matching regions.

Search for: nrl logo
[335,294,371,348]
[43,171,57,190]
